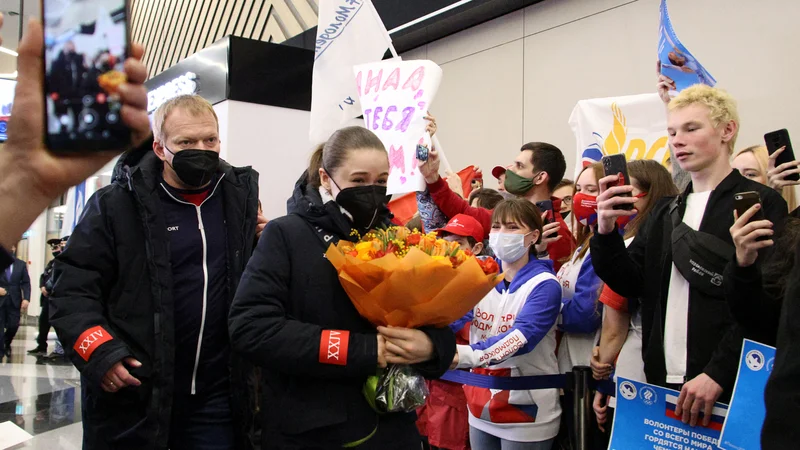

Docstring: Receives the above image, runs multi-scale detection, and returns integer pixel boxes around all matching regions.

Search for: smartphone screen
[44,0,130,152]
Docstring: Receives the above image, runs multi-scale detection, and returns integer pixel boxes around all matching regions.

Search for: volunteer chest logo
[167,226,180,232]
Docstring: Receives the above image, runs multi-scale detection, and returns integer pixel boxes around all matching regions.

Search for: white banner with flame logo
[568,93,670,179]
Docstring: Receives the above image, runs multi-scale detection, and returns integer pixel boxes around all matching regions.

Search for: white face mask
[489,232,532,264]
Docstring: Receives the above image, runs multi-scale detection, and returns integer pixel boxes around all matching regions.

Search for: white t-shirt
[664,191,711,384]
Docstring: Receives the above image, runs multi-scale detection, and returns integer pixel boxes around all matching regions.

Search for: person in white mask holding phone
[450,198,562,449]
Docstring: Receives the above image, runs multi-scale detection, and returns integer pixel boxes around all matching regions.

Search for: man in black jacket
[0,244,31,359]
[50,94,266,450]
[590,85,787,427]
[28,237,66,356]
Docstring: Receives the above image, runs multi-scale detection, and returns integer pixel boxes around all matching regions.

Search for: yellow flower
[355,242,373,253]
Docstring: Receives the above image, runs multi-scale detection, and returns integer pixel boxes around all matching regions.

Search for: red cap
[437,214,484,243]
[491,165,507,179]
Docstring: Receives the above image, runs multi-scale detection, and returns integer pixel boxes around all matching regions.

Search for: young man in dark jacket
[590,85,787,427]
[50,95,266,450]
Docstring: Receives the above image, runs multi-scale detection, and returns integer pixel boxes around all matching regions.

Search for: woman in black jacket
[228,126,456,449]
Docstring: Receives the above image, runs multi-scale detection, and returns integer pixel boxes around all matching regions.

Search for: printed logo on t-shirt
[167,226,180,232]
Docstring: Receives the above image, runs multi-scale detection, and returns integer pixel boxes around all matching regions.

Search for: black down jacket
[229,173,456,449]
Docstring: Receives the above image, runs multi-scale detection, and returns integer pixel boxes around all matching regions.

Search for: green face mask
[504,169,541,196]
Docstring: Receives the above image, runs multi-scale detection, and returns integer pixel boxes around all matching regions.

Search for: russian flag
[664,394,728,432]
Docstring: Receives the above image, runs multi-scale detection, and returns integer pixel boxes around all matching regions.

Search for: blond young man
[590,85,787,427]
[50,95,265,449]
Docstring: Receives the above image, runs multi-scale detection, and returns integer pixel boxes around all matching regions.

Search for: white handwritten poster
[353,60,443,195]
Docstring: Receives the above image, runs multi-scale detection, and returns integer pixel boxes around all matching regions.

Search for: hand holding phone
[601,154,634,211]
[764,129,799,183]
[733,191,765,223]
[44,0,132,152]
[731,192,774,267]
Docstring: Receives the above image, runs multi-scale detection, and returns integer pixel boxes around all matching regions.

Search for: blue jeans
[469,426,554,450]
[169,388,234,450]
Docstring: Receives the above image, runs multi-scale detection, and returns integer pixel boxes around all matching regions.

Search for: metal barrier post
[572,366,592,450]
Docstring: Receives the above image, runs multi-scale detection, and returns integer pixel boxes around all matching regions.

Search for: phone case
[601,154,634,211]
[734,192,765,222]
[764,129,798,182]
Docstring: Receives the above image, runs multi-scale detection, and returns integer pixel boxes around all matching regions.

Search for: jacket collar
[495,257,555,294]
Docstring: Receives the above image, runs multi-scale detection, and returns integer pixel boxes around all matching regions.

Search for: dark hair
[762,217,800,299]
[307,126,386,189]
[491,198,544,245]
[555,179,574,191]
[468,188,504,210]
[520,142,567,193]
[624,160,679,239]
[440,232,478,248]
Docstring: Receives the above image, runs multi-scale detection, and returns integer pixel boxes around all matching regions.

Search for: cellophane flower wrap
[326,226,503,413]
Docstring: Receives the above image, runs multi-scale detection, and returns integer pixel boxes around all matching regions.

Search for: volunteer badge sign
[719,340,776,450]
[354,59,443,195]
[610,378,728,450]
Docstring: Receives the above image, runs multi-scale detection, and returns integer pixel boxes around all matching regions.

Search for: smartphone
[764,129,798,182]
[43,0,131,152]
[537,200,554,225]
[734,191,765,223]
[601,154,634,211]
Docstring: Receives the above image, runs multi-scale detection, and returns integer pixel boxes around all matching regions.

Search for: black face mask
[52,250,61,257]
[326,171,391,231]
[165,147,220,187]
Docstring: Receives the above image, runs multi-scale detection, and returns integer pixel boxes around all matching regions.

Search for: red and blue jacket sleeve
[559,254,603,334]
[456,279,561,368]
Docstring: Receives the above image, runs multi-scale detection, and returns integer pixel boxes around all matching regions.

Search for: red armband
[599,285,628,312]
[319,330,350,366]
[74,326,114,361]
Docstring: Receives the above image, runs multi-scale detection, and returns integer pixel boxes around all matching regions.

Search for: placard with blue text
[610,378,728,450]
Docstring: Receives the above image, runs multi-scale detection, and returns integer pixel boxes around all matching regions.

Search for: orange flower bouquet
[326,226,502,413]
[326,226,502,329]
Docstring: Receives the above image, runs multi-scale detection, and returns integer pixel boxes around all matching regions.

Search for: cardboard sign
[354,60,443,195]
[610,378,728,450]
[719,340,776,450]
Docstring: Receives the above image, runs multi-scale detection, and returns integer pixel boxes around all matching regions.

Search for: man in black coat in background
[0,244,30,360]
[28,237,66,356]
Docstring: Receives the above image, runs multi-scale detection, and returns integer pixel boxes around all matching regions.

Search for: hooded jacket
[228,173,456,449]
[48,142,260,450]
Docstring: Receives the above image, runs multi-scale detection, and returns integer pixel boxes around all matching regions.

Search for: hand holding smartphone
[601,154,634,211]
[44,0,131,152]
[733,191,765,223]
[764,129,799,182]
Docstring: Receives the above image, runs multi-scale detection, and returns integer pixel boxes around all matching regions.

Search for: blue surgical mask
[489,232,532,264]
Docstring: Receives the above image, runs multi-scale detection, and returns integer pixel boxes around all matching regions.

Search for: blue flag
[658,0,716,91]
[719,340,776,450]
[610,378,727,450]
